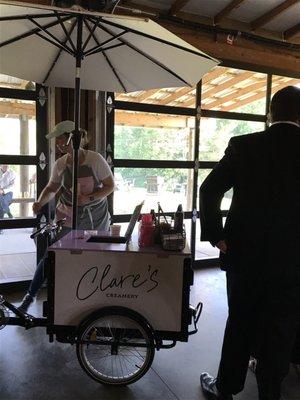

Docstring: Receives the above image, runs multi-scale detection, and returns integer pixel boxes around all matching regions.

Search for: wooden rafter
[202,67,230,85]
[251,0,299,31]
[283,22,300,40]
[159,87,194,105]
[134,88,160,103]
[182,71,254,107]
[160,67,230,105]
[214,0,246,25]
[0,101,35,117]
[169,0,191,16]
[115,110,193,128]
[203,71,254,98]
[204,80,269,110]
[221,78,299,111]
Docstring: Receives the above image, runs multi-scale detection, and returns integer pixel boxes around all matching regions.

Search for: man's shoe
[18,294,35,313]
[200,372,233,400]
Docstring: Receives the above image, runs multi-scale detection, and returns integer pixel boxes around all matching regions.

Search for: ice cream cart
[0,226,202,386]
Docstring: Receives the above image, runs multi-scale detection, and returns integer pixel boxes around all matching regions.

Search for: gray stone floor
[0,268,299,400]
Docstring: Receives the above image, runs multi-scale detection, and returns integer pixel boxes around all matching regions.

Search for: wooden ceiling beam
[159,87,194,105]
[214,0,246,25]
[163,24,300,76]
[182,71,254,107]
[0,102,35,117]
[117,68,232,107]
[220,78,299,111]
[203,80,268,110]
[203,71,254,97]
[169,0,191,16]
[115,110,193,128]
[202,67,229,84]
[251,0,299,31]
[283,22,300,40]
[134,88,160,103]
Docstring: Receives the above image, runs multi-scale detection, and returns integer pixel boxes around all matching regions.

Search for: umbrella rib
[85,42,124,57]
[81,16,101,53]
[84,30,128,57]
[102,49,127,92]
[54,11,76,53]
[35,30,73,56]
[0,14,71,49]
[92,17,215,62]
[92,18,192,87]
[83,19,127,92]
[28,16,74,55]
[42,19,77,84]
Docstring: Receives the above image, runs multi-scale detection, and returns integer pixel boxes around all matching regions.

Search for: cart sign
[53,250,185,331]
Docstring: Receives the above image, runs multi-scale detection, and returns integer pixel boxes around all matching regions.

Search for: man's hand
[216,240,228,254]
[32,201,42,215]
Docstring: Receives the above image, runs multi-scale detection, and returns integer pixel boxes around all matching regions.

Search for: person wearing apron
[19,120,114,313]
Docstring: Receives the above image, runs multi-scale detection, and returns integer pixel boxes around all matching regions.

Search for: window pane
[0,101,36,155]
[115,110,194,161]
[0,164,36,220]
[0,74,36,91]
[201,66,267,114]
[271,75,300,94]
[0,228,36,284]
[115,86,196,108]
[199,118,265,161]
[198,169,232,210]
[114,168,193,214]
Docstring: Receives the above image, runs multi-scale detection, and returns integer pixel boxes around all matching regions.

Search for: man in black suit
[199,86,300,400]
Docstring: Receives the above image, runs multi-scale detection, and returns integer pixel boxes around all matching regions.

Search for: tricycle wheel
[76,307,155,385]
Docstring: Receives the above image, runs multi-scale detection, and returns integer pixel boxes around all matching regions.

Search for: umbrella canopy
[0,1,218,92]
[0,1,219,229]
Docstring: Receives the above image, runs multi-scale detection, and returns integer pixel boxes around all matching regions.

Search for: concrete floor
[0,268,299,400]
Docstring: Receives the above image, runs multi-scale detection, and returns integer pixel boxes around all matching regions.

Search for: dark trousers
[0,192,13,218]
[216,271,300,399]
[27,227,71,297]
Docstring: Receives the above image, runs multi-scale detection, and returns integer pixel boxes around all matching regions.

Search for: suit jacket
[199,123,300,278]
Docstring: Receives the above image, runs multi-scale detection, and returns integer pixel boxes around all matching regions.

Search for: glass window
[113,167,193,215]
[0,227,36,283]
[201,66,267,114]
[0,74,36,91]
[198,169,232,210]
[199,118,265,161]
[115,86,196,108]
[115,110,194,161]
[271,75,300,94]
[0,164,36,220]
[0,100,36,155]
[193,219,229,261]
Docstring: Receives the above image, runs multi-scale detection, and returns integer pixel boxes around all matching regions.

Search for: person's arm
[32,182,61,214]
[77,175,114,205]
[199,138,237,250]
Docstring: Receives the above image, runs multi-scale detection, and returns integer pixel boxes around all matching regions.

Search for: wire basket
[161,227,186,251]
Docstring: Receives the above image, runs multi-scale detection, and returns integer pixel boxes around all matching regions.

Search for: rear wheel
[76,307,155,385]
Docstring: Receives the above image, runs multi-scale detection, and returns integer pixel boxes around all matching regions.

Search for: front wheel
[76,307,155,385]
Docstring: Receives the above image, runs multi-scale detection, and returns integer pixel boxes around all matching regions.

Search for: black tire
[76,307,155,385]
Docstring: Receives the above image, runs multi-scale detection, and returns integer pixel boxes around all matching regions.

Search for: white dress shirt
[0,169,16,194]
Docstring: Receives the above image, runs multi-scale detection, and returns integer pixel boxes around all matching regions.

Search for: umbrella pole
[71,16,83,230]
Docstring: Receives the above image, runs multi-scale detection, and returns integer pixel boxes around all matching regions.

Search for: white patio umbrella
[0,0,219,228]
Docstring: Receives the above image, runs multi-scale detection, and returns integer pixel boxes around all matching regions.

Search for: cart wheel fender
[76,306,155,344]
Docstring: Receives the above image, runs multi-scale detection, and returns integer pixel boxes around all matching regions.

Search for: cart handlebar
[30,218,66,239]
